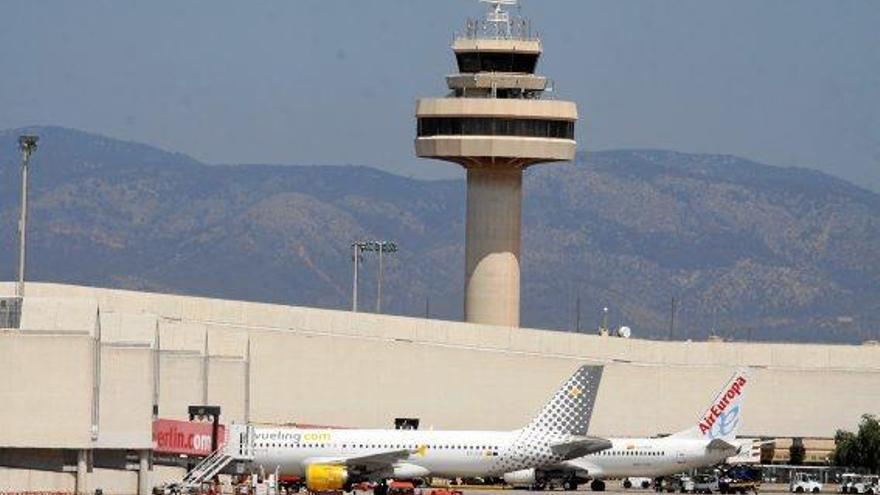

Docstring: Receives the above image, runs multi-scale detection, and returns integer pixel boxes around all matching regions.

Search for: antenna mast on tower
[480,0,517,38]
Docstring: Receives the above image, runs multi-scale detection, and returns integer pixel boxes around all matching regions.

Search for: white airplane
[504,368,751,491]
[251,365,611,495]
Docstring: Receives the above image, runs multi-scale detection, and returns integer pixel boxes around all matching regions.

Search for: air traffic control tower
[416,0,578,327]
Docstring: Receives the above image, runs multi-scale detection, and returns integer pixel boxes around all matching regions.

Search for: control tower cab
[416,0,578,328]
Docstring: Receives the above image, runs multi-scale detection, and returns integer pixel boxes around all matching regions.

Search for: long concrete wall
[1,282,878,453]
[0,465,186,495]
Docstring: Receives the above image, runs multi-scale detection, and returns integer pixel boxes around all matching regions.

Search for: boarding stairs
[181,424,255,491]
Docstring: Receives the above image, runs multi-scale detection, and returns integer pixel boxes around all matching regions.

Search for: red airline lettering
[698,376,746,434]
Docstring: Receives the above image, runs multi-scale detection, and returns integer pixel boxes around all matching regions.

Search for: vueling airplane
[251,365,610,495]
[504,368,751,491]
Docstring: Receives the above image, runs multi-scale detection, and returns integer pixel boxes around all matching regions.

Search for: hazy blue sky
[1,1,878,190]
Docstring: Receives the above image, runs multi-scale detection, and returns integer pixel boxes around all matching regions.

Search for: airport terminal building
[1,282,878,494]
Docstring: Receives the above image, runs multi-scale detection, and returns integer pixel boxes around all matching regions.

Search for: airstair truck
[163,424,255,495]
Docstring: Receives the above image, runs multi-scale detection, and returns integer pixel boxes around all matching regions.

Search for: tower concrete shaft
[415,0,578,327]
[465,167,522,326]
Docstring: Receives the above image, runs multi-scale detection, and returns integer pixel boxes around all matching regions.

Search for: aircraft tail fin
[671,367,750,441]
[523,365,603,436]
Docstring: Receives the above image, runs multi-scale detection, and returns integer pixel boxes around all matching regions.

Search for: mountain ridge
[1,126,878,343]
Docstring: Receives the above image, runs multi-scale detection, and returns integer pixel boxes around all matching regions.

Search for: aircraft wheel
[374,481,388,495]
[795,488,804,494]
[591,480,606,492]
[564,480,579,491]
[812,489,820,494]
[624,481,633,490]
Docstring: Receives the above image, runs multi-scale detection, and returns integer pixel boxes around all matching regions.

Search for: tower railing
[457,16,538,41]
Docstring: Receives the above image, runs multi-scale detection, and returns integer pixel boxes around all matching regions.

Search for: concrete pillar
[75,449,88,495]
[138,449,152,495]
[464,167,522,327]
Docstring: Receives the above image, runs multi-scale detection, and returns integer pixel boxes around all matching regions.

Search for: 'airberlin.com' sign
[153,419,226,456]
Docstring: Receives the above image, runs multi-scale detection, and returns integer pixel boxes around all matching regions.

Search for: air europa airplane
[251,365,610,495]
[504,368,751,491]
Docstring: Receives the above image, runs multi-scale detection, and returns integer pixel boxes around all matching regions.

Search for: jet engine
[503,469,539,486]
[392,463,431,479]
[305,464,349,492]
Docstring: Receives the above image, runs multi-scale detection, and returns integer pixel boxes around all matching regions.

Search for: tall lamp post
[351,242,367,312]
[350,240,398,313]
[16,135,38,297]
[372,241,397,313]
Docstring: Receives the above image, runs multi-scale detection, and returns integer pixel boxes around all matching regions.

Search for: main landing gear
[563,478,580,491]
[373,480,388,495]
[591,480,606,492]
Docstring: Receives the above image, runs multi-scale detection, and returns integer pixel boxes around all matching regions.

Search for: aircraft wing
[706,438,738,452]
[559,456,600,473]
[550,436,612,459]
[731,438,774,455]
[305,449,412,470]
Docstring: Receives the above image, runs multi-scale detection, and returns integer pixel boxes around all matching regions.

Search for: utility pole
[16,135,38,297]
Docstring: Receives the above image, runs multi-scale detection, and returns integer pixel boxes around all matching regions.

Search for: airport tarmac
[408,486,803,495]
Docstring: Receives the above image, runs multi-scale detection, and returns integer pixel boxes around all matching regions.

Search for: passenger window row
[255,442,500,451]
[592,450,666,457]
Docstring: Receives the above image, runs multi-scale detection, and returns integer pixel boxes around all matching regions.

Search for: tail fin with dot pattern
[524,365,603,436]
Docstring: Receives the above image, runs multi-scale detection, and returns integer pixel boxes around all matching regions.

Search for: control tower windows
[418,117,574,140]
[456,52,539,74]
[451,88,542,99]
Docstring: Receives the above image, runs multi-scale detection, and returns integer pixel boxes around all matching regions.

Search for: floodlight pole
[352,241,397,313]
[377,246,384,314]
[351,243,362,312]
[372,241,397,314]
[16,135,38,297]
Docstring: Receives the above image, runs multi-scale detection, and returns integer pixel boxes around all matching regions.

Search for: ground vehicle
[790,472,822,493]
[680,476,697,493]
[719,465,761,494]
[845,475,879,494]
[655,475,694,493]
[693,474,720,494]
[623,477,653,489]
[840,474,860,494]
[863,475,879,494]
[277,475,303,493]
[388,481,416,495]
